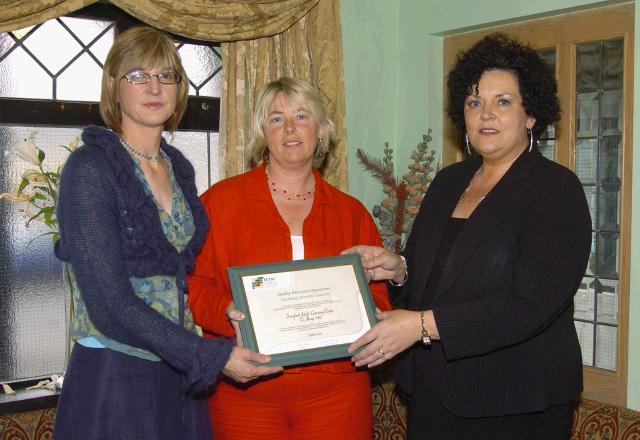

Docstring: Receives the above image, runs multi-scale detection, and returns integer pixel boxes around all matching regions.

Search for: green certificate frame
[227,254,378,367]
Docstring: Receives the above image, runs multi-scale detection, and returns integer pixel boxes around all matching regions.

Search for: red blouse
[188,164,391,373]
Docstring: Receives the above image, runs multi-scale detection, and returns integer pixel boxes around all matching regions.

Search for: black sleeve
[434,169,591,359]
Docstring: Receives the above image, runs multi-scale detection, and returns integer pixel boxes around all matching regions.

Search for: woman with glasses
[53,26,281,440]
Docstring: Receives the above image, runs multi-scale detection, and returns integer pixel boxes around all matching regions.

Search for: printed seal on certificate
[227,254,379,366]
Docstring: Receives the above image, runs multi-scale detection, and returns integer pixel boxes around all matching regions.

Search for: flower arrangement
[0,132,80,243]
[356,130,438,253]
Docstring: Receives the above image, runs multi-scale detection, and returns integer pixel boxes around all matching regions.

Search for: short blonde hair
[249,77,335,168]
[100,26,188,133]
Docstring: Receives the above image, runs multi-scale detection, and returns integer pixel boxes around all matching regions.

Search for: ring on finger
[378,349,386,359]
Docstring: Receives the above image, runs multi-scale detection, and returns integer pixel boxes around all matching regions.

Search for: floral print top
[69,148,199,361]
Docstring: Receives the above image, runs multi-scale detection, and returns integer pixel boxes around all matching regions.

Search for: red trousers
[209,370,373,440]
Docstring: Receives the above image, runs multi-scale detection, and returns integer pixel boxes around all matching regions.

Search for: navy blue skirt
[54,344,213,440]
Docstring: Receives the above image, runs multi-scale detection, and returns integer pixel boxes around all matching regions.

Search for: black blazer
[395,148,591,418]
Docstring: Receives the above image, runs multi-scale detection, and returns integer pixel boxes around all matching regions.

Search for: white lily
[0,189,33,202]
[22,169,48,183]
[66,136,81,151]
[15,137,42,165]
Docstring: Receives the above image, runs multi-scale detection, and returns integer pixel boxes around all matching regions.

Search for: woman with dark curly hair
[344,33,591,439]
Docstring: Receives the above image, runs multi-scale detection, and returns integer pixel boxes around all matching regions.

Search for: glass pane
[574,277,595,321]
[59,17,111,46]
[57,52,102,101]
[602,39,623,89]
[596,231,619,278]
[539,124,555,139]
[583,186,597,230]
[599,137,621,232]
[576,42,599,92]
[598,187,619,232]
[163,131,221,194]
[0,32,16,58]
[0,125,82,382]
[597,279,618,325]
[576,92,599,137]
[537,47,556,73]
[198,75,222,98]
[575,139,597,184]
[595,324,617,370]
[585,232,596,276]
[0,46,52,98]
[89,28,115,65]
[537,139,554,161]
[599,136,621,183]
[600,90,622,136]
[179,44,221,89]
[12,26,36,40]
[575,321,594,366]
[23,20,81,75]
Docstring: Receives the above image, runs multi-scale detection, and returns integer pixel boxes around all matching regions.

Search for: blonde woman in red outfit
[188,77,391,439]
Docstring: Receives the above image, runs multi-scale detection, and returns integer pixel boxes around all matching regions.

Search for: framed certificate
[227,254,378,366]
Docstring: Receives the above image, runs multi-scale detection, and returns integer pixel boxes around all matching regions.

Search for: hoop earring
[465,133,471,155]
[315,138,325,157]
[528,128,534,152]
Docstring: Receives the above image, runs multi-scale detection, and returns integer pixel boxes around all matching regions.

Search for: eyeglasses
[122,70,181,85]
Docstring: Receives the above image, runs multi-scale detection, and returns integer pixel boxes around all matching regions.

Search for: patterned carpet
[1,369,639,439]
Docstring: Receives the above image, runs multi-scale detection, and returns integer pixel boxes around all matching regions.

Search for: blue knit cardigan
[55,125,232,393]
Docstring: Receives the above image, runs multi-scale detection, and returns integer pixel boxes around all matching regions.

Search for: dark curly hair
[446,33,560,139]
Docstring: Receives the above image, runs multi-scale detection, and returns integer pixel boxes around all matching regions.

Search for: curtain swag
[0,1,318,40]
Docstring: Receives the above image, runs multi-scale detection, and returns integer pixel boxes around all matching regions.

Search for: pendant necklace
[460,167,486,204]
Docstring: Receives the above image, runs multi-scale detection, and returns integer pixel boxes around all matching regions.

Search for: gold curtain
[221,0,347,189]
[109,0,318,41]
[0,0,348,189]
[0,1,95,32]
[0,1,317,38]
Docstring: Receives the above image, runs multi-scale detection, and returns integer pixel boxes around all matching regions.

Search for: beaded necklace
[266,171,315,201]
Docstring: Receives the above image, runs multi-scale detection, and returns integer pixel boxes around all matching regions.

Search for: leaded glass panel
[23,20,81,76]
[573,39,623,371]
[0,46,52,98]
[57,52,102,101]
[0,126,81,382]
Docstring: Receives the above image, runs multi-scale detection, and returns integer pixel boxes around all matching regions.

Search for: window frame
[0,4,221,131]
[442,3,633,406]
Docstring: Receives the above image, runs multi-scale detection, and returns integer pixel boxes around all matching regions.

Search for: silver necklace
[120,136,161,161]
[460,186,486,203]
[460,167,486,203]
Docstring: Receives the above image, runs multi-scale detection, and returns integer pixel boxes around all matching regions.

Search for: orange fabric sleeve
[188,190,234,337]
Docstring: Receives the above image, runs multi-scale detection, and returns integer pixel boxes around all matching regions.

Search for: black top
[419,217,467,310]
[414,217,465,385]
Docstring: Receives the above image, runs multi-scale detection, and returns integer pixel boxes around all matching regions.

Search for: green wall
[341,0,640,410]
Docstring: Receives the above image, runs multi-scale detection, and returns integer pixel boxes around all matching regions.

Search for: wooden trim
[0,97,220,131]
[442,3,633,406]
